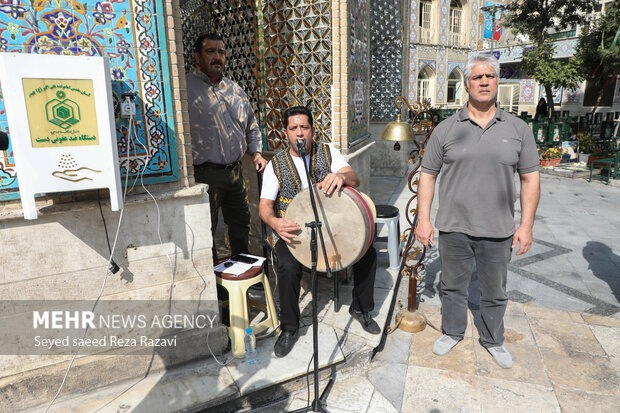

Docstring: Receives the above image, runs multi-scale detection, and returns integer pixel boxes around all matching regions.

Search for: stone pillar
[331,0,349,151]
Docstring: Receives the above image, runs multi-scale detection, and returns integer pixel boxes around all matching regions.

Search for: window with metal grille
[418,79,430,103]
[420,2,432,43]
[447,69,463,104]
[498,84,520,114]
[548,29,576,40]
[449,1,462,46]
[418,68,433,105]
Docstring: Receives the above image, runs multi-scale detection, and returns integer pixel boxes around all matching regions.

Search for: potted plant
[540,146,562,167]
[576,131,594,163]
[588,147,618,164]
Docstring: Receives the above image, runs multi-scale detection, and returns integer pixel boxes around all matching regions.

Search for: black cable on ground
[98,191,120,274]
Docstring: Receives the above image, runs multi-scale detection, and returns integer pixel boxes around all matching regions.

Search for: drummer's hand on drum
[414,219,434,248]
[317,173,345,195]
[274,218,301,243]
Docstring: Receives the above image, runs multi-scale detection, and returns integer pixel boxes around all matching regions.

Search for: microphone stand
[289,140,335,413]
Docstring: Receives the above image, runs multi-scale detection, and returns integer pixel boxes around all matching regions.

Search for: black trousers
[194,162,250,261]
[274,239,377,332]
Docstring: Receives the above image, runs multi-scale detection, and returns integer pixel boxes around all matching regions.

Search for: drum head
[284,186,375,272]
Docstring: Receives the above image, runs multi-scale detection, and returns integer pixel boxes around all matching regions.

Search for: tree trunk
[544,84,554,142]
[589,76,612,115]
[544,84,554,118]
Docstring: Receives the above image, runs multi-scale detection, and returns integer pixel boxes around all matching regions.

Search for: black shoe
[248,284,264,293]
[274,330,299,358]
[349,307,381,334]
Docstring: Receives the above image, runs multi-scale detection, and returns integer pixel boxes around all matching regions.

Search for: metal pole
[481,5,504,55]
[490,8,495,54]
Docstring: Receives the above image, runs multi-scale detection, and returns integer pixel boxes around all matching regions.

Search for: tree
[575,2,620,80]
[504,0,596,117]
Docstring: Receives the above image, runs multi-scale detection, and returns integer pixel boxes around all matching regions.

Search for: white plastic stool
[216,264,280,358]
[375,205,401,270]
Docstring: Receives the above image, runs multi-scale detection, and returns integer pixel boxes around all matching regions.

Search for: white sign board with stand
[0,53,122,219]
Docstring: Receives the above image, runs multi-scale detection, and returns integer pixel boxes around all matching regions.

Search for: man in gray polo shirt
[415,54,540,369]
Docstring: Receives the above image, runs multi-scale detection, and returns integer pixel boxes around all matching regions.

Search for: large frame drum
[284,186,376,272]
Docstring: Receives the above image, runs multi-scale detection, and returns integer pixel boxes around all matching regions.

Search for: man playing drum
[259,106,381,358]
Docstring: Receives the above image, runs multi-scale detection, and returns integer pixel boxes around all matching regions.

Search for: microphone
[296,139,306,156]
[0,131,8,151]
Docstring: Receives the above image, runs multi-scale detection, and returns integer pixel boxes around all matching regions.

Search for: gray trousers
[438,231,513,348]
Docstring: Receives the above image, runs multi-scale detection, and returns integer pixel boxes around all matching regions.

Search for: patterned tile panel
[370,0,402,122]
[410,0,417,43]
[181,0,260,114]
[408,0,419,103]
[500,63,518,80]
[520,78,537,105]
[470,0,479,50]
[447,61,465,75]
[436,48,446,102]
[495,39,578,63]
[409,47,418,103]
[419,59,436,72]
[553,39,579,58]
[439,0,448,46]
[349,0,370,139]
[563,87,581,105]
[0,0,178,198]
[181,0,215,67]
[497,45,524,62]
[262,0,332,150]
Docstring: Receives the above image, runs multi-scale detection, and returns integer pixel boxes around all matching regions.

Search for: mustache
[210,60,223,66]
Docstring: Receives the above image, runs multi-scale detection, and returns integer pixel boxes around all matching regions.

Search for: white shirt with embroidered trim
[260,144,350,201]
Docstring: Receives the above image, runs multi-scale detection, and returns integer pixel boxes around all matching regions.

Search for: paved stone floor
[402,302,620,413]
[256,302,620,413]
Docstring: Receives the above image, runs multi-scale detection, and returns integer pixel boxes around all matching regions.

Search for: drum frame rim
[343,186,375,260]
[284,185,375,271]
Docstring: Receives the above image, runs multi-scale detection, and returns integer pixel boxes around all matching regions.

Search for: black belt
[195,161,240,170]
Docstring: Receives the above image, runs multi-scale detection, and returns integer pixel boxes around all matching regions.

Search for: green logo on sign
[45,91,81,129]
